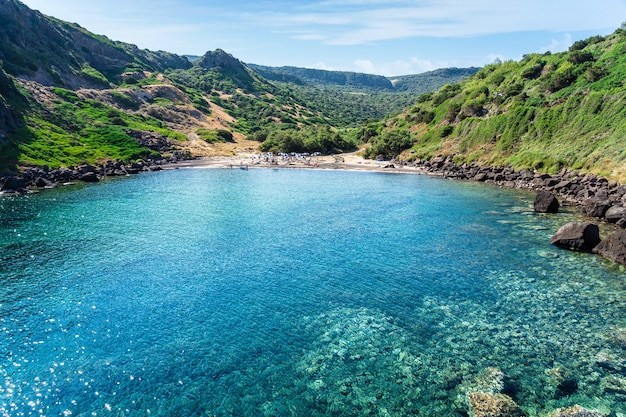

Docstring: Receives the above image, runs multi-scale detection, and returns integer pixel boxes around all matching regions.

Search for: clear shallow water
[0,168,625,416]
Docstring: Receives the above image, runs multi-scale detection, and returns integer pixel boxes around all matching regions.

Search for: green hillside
[364,27,626,180]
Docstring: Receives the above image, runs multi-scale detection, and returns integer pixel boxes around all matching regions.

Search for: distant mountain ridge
[248,64,394,90]
[247,64,479,95]
[389,68,481,93]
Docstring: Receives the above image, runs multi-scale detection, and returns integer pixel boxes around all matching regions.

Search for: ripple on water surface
[0,168,625,416]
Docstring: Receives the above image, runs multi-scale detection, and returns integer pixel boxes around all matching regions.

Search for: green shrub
[407,107,435,124]
[545,67,578,92]
[568,51,595,65]
[521,62,544,80]
[80,65,110,86]
[111,91,140,110]
[364,129,412,159]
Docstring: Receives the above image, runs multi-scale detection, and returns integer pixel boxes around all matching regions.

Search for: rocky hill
[0,0,191,89]
[0,1,315,172]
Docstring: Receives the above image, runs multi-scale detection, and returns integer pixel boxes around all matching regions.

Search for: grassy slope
[379,28,626,180]
[2,82,188,171]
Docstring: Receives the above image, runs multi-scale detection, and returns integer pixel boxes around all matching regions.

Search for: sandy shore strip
[162,152,427,174]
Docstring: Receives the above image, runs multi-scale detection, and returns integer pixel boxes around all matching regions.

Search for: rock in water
[550,222,601,252]
[604,205,626,224]
[593,230,626,265]
[583,197,611,218]
[1,176,26,191]
[534,190,560,213]
[545,404,606,416]
[79,172,99,183]
[466,392,525,417]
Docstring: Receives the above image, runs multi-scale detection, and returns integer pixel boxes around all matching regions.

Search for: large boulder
[1,175,27,191]
[534,190,559,213]
[604,205,626,224]
[551,222,601,252]
[79,172,99,183]
[34,176,54,188]
[593,230,626,265]
[583,197,611,218]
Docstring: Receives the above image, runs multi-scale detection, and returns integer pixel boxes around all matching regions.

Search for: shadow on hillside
[0,67,33,174]
[0,127,33,174]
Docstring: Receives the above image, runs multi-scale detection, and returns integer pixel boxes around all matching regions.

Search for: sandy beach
[162,152,427,175]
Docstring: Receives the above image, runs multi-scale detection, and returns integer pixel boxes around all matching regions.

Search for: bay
[0,168,625,416]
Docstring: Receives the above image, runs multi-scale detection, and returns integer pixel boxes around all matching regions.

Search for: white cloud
[313,62,336,71]
[351,57,452,76]
[255,0,626,46]
[353,59,376,73]
[487,53,505,64]
[292,33,328,41]
[536,33,574,54]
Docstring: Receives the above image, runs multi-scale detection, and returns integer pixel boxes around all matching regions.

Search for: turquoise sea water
[0,168,625,416]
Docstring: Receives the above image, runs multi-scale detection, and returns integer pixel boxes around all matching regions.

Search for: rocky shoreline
[0,154,190,193]
[404,155,626,214]
[400,155,626,265]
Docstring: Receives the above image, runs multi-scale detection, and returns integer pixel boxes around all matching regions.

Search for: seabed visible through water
[0,168,625,416]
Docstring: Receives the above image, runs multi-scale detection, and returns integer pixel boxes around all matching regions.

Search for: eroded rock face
[592,230,626,265]
[534,190,560,213]
[550,222,601,252]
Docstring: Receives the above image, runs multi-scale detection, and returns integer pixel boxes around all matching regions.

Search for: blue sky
[19,0,626,76]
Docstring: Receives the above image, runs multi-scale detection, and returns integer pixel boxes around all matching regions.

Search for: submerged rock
[592,230,626,265]
[595,351,626,373]
[545,405,605,417]
[602,376,626,395]
[461,367,524,417]
[471,367,506,394]
[550,222,601,252]
[466,392,525,417]
[544,366,578,399]
[534,190,560,213]
[608,328,626,350]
